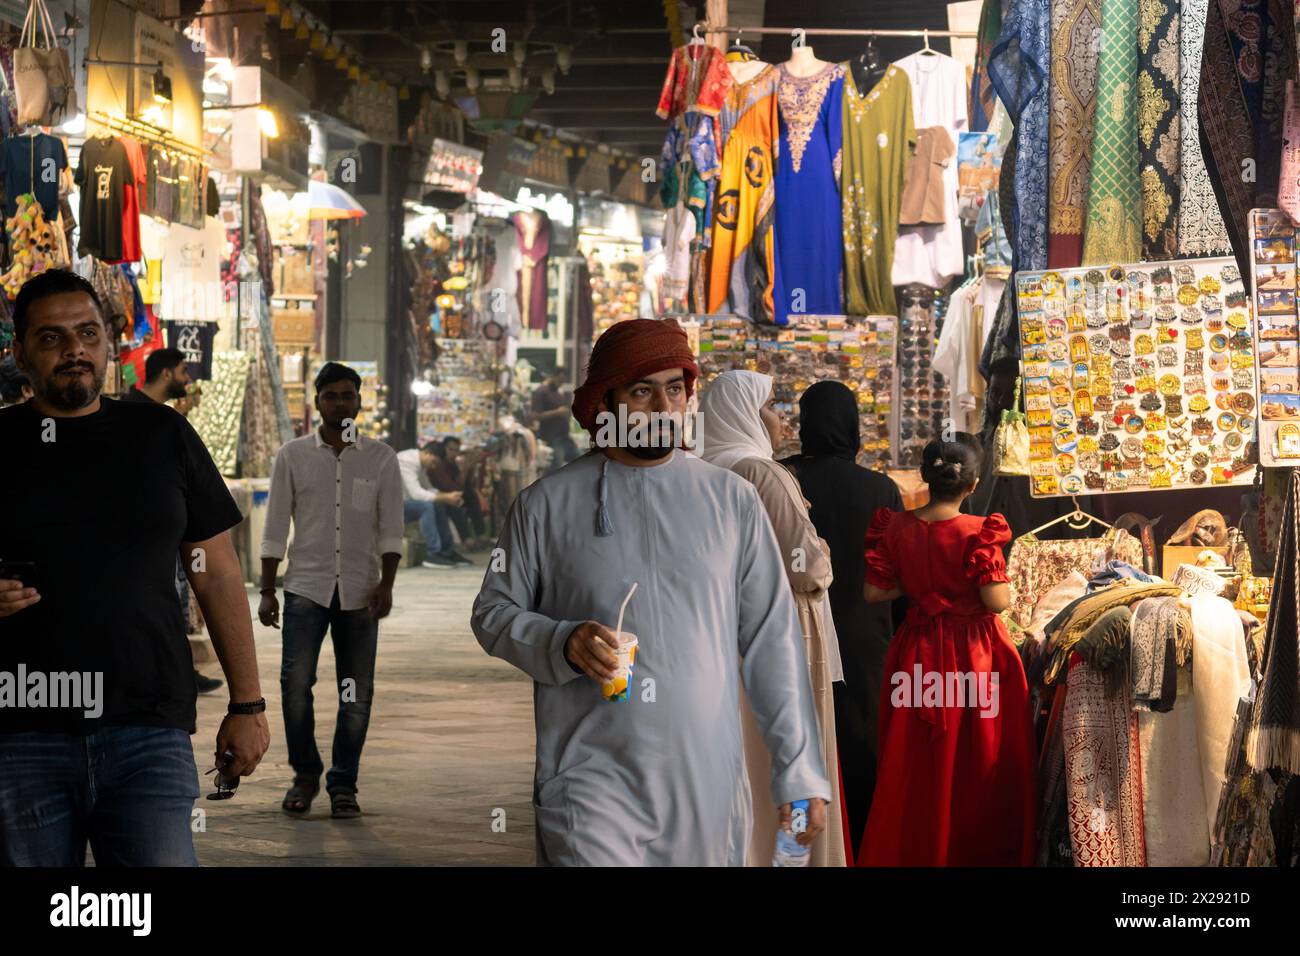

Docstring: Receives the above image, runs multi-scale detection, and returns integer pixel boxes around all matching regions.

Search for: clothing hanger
[1027,497,1114,537]
[729,29,756,57]
[920,28,937,56]
[690,23,705,46]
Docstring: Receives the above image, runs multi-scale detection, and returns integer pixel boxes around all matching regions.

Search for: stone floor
[190,564,537,866]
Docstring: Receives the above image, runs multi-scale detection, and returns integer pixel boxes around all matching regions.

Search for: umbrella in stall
[307,180,367,220]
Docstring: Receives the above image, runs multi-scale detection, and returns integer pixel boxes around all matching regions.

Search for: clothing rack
[87,111,209,160]
[695,23,978,40]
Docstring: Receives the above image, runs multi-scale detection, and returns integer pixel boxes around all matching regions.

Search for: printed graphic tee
[0,132,68,221]
[75,135,132,261]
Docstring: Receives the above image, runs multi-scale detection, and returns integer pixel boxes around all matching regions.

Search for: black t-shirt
[121,386,153,403]
[75,135,131,261]
[0,398,243,734]
[531,384,570,442]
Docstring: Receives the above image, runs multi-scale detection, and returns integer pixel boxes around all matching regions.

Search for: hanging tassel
[596,457,615,537]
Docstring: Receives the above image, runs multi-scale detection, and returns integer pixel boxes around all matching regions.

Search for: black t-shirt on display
[75,135,132,261]
[0,398,243,734]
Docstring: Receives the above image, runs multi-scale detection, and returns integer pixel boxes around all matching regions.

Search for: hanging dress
[706,65,779,322]
[773,62,844,325]
[859,510,1037,866]
[841,64,915,317]
[513,210,551,332]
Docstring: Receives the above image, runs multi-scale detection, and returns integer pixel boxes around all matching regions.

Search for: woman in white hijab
[699,370,847,867]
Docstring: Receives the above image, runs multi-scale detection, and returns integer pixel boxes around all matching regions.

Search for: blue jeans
[403,498,454,555]
[0,726,200,866]
[280,589,378,795]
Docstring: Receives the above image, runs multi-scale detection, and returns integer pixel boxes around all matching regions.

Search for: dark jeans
[280,589,378,795]
[0,726,200,866]
[545,434,579,474]
[447,493,486,542]
[403,498,453,555]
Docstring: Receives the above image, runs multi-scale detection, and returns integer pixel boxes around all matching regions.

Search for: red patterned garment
[858,509,1037,866]
[655,44,733,120]
[1062,656,1147,866]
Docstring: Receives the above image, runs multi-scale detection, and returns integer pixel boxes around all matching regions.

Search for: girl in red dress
[858,435,1036,866]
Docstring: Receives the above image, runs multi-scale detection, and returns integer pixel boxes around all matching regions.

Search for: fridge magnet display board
[1248,209,1300,466]
[694,315,897,468]
[1016,257,1259,497]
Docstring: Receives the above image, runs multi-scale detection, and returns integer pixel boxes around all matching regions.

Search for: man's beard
[166,379,188,400]
[39,362,104,411]
[621,417,679,460]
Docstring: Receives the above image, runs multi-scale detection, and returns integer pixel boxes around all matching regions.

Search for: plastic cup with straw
[602,582,639,702]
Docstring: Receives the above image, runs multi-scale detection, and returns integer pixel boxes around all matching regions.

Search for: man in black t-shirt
[531,368,577,473]
[0,270,270,866]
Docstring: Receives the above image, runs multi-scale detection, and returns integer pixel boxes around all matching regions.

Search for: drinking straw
[614,581,638,644]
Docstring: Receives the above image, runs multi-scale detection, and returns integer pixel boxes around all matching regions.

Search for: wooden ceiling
[287,0,963,159]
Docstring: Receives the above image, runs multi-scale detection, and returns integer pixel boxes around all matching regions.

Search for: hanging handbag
[14,0,76,128]
[994,375,1030,476]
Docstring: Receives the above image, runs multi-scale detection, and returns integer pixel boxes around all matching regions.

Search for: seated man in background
[428,437,489,550]
[396,441,472,568]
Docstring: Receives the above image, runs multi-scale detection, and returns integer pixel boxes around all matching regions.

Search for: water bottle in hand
[773,799,811,867]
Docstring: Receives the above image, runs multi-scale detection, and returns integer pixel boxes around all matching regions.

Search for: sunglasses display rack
[1248,209,1300,466]
[418,339,499,446]
[895,284,952,468]
[692,315,898,468]
[1016,256,1259,497]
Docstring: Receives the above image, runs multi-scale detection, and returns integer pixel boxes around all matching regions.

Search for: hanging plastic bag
[993,376,1030,476]
[14,0,77,128]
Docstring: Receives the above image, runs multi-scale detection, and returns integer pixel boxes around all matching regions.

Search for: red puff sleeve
[864,507,899,591]
[965,514,1012,586]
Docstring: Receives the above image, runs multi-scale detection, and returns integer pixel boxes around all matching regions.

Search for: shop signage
[479,133,537,198]
[86,0,204,151]
[424,139,483,193]
[166,320,216,381]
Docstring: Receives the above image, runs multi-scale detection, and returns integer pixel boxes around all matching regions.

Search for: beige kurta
[731,456,846,867]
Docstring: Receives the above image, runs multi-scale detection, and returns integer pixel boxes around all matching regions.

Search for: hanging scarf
[1082,0,1142,264]
[1198,0,1297,279]
[988,0,1051,272]
[1130,597,1181,712]
[1177,0,1231,256]
[1047,0,1100,268]
[1137,0,1181,260]
[1063,656,1148,866]
[1247,469,1300,774]
[970,0,1005,132]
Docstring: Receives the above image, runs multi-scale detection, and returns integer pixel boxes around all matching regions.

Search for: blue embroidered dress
[773,62,845,325]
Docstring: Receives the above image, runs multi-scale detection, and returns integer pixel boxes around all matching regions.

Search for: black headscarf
[798,380,859,459]
[780,380,901,859]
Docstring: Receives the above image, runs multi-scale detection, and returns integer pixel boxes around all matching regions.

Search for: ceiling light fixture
[258,106,279,138]
[420,46,433,73]
[512,42,527,67]
[151,66,173,104]
[465,67,481,92]
[556,45,572,75]
[434,70,450,98]
[453,40,468,66]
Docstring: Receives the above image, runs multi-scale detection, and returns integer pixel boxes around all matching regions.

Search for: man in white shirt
[396,442,471,569]
[257,362,404,820]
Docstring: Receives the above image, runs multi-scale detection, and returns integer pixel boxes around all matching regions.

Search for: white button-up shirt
[261,430,405,610]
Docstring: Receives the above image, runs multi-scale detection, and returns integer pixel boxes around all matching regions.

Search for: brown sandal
[281,777,319,816]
